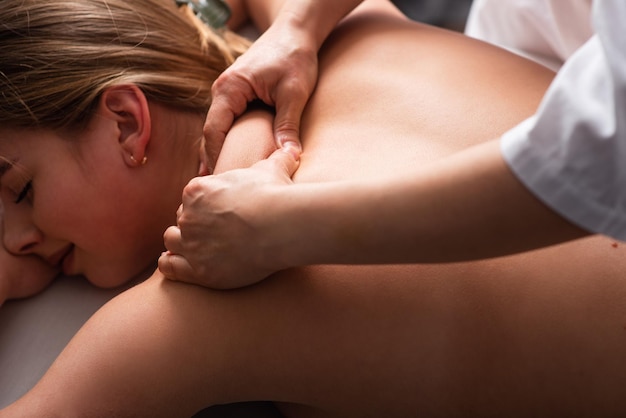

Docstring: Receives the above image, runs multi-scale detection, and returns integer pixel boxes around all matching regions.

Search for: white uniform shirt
[465,0,593,71]
[466,0,626,240]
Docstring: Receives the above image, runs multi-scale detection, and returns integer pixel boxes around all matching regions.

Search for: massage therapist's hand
[202,19,316,171]
[159,146,300,289]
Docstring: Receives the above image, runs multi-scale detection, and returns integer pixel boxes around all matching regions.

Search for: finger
[272,92,307,150]
[265,146,300,179]
[162,225,183,254]
[181,176,206,207]
[198,141,210,176]
[203,100,236,170]
[158,251,196,282]
[176,204,183,223]
[203,72,256,165]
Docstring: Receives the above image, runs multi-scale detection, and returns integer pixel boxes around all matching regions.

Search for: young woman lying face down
[0,0,249,295]
[2,0,626,416]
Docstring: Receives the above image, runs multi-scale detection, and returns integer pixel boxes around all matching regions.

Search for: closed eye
[14,181,32,204]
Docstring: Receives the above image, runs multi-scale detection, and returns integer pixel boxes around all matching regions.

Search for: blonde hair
[0,0,250,129]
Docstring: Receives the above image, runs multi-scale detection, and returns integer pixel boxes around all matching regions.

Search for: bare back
[220,3,626,415]
[297,3,555,182]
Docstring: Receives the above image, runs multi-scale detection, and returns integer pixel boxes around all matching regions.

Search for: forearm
[238,0,363,46]
[0,250,57,303]
[279,140,589,266]
[0,207,58,304]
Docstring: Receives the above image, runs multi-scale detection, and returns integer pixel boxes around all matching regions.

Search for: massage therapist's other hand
[201,17,316,171]
[160,146,300,289]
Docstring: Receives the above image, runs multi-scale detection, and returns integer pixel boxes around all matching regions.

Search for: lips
[47,244,74,269]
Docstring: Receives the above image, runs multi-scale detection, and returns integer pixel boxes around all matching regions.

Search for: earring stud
[130,154,148,165]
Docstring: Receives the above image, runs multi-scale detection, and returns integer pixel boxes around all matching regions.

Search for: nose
[2,203,42,256]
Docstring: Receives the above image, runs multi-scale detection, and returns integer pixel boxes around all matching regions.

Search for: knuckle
[202,122,218,143]
[275,124,300,142]
[182,177,205,199]
[211,71,232,94]
[162,226,174,241]
[280,73,311,96]
[158,256,175,278]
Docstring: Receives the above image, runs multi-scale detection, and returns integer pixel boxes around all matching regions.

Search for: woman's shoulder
[213,109,276,174]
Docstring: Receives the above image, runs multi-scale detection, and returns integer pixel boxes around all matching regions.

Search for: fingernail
[281,141,302,161]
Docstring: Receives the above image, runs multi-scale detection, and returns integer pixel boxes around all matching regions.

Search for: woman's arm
[0,247,58,305]
[213,109,277,174]
[0,206,58,305]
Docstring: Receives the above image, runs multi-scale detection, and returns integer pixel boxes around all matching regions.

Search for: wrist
[270,181,365,268]
[274,8,324,54]
[276,0,362,53]
[262,184,320,270]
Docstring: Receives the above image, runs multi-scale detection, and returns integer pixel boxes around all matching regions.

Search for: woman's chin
[84,262,157,289]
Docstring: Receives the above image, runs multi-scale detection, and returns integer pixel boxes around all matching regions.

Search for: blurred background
[392,0,474,31]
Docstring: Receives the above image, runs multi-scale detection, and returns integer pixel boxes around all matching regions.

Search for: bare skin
[204,0,362,151]
[160,0,586,288]
[0,210,58,305]
[3,2,626,417]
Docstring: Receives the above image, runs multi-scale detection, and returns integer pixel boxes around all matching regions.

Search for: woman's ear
[100,85,151,167]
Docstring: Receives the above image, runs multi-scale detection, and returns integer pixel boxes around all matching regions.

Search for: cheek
[70,203,165,286]
[70,203,161,257]
[69,219,161,288]
[34,179,154,256]
[33,178,101,237]
[37,171,126,232]
[35,173,169,284]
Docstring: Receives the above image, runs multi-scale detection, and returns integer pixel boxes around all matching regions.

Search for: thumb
[273,95,306,150]
[266,145,301,179]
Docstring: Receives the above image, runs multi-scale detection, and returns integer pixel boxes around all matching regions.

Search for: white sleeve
[465,0,593,71]
[500,0,626,240]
